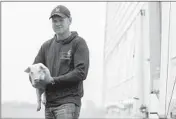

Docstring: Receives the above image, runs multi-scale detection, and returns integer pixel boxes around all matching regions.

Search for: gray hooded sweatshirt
[33,31,89,107]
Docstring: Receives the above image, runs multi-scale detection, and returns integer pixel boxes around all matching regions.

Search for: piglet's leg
[42,92,46,106]
[36,89,44,111]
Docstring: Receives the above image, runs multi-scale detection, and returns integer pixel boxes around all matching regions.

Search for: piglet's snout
[32,79,40,86]
[32,79,44,89]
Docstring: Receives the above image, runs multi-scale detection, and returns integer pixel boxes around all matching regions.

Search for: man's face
[51,15,71,35]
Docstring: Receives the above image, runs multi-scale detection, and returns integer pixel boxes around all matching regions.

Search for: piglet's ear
[39,63,46,70]
[24,67,30,73]
[39,65,45,70]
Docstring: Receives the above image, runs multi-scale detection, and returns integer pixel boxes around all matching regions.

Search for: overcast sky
[2,2,106,106]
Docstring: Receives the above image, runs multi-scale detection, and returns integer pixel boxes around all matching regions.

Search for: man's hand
[42,77,55,85]
[38,77,55,86]
[49,77,55,85]
[32,77,55,89]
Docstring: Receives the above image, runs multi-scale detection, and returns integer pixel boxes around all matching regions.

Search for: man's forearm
[53,67,87,83]
[52,38,89,84]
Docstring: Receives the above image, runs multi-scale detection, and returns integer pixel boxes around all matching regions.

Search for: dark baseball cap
[49,5,71,19]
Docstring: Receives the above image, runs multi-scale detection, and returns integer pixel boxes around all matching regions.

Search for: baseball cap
[49,5,71,19]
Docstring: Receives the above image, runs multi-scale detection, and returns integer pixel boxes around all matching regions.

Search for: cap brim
[49,13,66,19]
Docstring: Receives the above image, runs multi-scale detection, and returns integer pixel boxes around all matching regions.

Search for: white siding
[103,2,149,117]
[104,1,176,118]
[159,2,176,116]
[104,2,145,60]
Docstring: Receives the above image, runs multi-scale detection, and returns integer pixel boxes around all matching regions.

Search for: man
[32,5,89,119]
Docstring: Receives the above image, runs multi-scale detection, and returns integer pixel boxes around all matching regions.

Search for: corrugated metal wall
[103,2,147,117]
[159,2,176,116]
[104,2,145,60]
[103,1,176,118]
